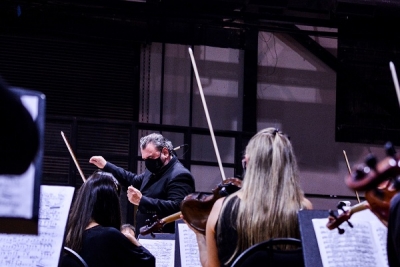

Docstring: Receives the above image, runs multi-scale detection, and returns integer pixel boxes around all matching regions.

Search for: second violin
[343,142,400,227]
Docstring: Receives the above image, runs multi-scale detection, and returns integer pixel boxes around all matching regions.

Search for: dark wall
[335,16,400,146]
[0,15,141,187]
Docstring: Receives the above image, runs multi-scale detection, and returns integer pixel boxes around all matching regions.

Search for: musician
[89,132,195,235]
[63,170,155,267]
[182,128,312,267]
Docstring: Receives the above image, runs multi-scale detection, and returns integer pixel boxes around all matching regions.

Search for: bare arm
[203,197,223,267]
[302,197,313,210]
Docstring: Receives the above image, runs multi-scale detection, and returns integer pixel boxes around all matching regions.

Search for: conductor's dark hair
[140,133,173,153]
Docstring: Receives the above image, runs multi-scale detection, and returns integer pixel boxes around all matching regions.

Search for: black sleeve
[103,161,145,189]
[138,173,195,214]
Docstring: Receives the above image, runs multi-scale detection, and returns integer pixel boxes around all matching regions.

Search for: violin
[140,212,181,237]
[140,177,242,236]
[180,177,242,235]
[328,142,400,232]
[345,142,400,192]
[326,185,395,232]
[326,183,396,232]
[346,142,400,225]
[326,201,369,234]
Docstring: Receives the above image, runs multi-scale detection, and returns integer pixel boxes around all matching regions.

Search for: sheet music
[312,209,388,267]
[178,223,201,267]
[139,239,175,267]
[0,185,74,267]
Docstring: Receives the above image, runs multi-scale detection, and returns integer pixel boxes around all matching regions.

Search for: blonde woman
[183,128,312,267]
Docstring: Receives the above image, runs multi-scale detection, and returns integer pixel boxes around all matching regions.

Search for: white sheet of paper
[312,209,388,267]
[178,223,202,267]
[0,185,74,267]
[139,239,175,267]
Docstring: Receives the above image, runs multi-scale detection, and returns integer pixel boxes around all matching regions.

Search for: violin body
[180,177,242,235]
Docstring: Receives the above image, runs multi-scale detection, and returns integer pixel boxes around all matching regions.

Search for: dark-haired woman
[63,170,155,267]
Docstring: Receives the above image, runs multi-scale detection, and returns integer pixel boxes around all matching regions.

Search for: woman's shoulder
[211,194,239,219]
[88,225,125,240]
[301,197,313,210]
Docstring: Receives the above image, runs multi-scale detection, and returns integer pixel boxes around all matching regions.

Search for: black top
[79,225,155,267]
[215,196,240,267]
[104,156,195,234]
[388,192,400,267]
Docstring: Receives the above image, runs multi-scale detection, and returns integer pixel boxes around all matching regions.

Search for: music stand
[0,87,45,234]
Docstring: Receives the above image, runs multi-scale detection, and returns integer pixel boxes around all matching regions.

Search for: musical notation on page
[313,209,388,267]
[0,185,74,267]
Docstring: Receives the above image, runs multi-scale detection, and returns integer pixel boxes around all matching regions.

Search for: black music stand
[298,209,335,267]
[0,86,45,234]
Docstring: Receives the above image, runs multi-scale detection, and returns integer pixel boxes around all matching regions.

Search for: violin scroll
[215,177,242,196]
[139,212,182,236]
[345,142,400,191]
[140,215,163,237]
[326,201,368,234]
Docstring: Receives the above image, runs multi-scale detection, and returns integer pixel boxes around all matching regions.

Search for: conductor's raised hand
[89,156,107,169]
[127,186,142,205]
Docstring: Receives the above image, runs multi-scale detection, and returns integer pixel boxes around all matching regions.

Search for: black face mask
[145,156,164,174]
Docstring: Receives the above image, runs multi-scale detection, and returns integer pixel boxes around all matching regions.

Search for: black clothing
[80,225,155,267]
[388,192,400,267]
[104,156,195,234]
[215,196,302,267]
[215,196,240,267]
